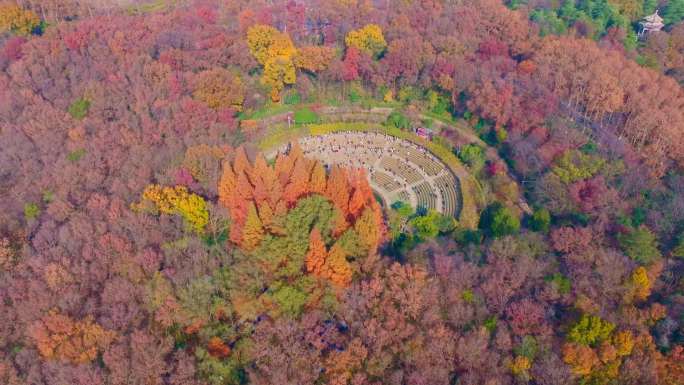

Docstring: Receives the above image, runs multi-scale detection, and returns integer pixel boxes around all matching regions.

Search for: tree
[325,166,351,220]
[563,343,599,376]
[242,202,265,252]
[458,144,486,171]
[672,233,684,259]
[294,46,335,73]
[630,266,651,301]
[345,24,387,57]
[567,315,615,347]
[507,299,547,336]
[305,228,327,274]
[193,68,245,111]
[133,185,209,234]
[663,0,684,25]
[263,55,296,102]
[28,310,116,364]
[354,206,383,253]
[551,226,593,253]
[207,336,231,358]
[617,225,661,265]
[246,24,297,101]
[0,4,39,35]
[551,150,605,184]
[479,202,520,237]
[341,46,361,81]
[529,207,551,233]
[322,242,352,286]
[246,24,281,64]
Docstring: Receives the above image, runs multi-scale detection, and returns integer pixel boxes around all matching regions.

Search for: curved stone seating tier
[434,174,461,217]
[413,182,437,210]
[277,131,462,217]
[379,156,422,184]
[390,144,442,176]
[396,190,411,203]
[371,170,402,192]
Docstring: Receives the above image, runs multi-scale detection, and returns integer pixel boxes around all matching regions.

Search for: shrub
[68,98,90,120]
[398,86,420,103]
[391,201,414,217]
[386,111,410,129]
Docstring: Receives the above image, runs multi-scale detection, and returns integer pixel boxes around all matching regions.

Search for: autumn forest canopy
[4,0,684,384]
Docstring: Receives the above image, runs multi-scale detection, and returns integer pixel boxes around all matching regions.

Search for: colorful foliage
[247,24,297,101]
[618,225,661,265]
[0,4,39,35]
[28,310,116,364]
[193,68,245,111]
[294,45,336,73]
[568,315,616,347]
[218,144,384,286]
[344,24,387,57]
[133,185,209,234]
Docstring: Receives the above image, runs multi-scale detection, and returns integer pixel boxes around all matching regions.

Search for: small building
[414,127,433,140]
[639,10,664,37]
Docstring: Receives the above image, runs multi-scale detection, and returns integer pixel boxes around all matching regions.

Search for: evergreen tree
[664,0,684,25]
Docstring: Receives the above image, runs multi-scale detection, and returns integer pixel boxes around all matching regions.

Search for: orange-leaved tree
[192,67,245,111]
[28,310,116,364]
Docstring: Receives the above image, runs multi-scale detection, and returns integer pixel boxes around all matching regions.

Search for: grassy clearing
[240,103,293,121]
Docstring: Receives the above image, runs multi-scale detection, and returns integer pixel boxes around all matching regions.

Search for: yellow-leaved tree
[344,24,387,57]
[133,185,209,234]
[246,24,297,102]
[0,4,39,36]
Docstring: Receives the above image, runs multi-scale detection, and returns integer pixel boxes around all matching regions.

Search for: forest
[2,0,684,384]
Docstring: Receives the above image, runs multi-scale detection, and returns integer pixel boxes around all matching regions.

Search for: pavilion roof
[643,10,664,24]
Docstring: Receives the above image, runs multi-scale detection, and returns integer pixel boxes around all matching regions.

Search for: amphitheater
[272,131,462,217]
